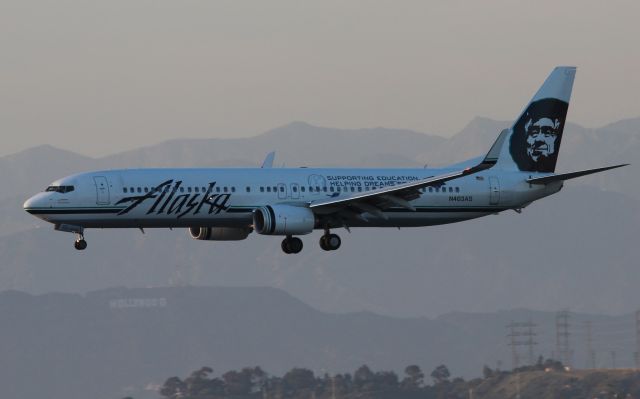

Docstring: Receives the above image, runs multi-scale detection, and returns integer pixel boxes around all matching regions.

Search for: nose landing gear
[54,224,88,251]
[74,233,87,250]
[281,236,303,254]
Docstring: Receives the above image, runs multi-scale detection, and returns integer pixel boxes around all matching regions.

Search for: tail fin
[495,66,576,173]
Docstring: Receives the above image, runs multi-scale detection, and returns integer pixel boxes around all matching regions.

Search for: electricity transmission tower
[507,321,538,369]
[555,310,572,367]
[585,320,596,369]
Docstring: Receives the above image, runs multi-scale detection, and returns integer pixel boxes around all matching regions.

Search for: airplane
[23,66,627,254]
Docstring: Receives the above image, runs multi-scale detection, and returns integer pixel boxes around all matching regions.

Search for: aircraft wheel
[288,237,303,254]
[74,239,87,251]
[327,234,341,250]
[320,234,341,251]
[281,239,291,254]
[282,237,303,254]
[319,235,330,251]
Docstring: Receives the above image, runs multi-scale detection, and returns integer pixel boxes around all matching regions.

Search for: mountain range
[1,117,638,319]
[0,286,636,399]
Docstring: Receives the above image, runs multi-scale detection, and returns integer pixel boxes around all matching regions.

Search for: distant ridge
[1,117,638,323]
[0,285,638,399]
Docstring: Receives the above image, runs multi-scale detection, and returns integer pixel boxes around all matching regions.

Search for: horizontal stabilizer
[526,164,628,184]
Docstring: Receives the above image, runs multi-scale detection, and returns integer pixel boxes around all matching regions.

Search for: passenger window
[123,187,128,193]
[316,186,320,192]
[429,187,433,193]
[293,186,297,192]
[301,186,305,192]
[202,187,206,192]
[187,187,192,193]
[330,187,334,192]
[144,187,149,193]
[231,187,236,192]
[323,187,327,192]
[358,187,362,192]
[260,187,265,192]
[216,187,221,193]
[195,187,199,193]
[449,187,453,193]
[267,187,271,192]
[224,187,228,193]
[246,186,250,192]
[137,187,142,193]
[308,187,313,192]
[280,186,284,192]
[351,187,355,192]
[455,187,460,193]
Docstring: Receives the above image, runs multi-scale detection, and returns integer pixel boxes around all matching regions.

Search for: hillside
[474,369,640,399]
[0,286,639,399]
[153,363,640,399]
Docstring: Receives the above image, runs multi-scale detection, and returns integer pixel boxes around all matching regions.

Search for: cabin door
[277,183,287,200]
[93,176,110,205]
[290,183,300,199]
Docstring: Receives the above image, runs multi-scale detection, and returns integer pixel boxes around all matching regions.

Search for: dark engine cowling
[189,227,251,241]
[253,204,315,235]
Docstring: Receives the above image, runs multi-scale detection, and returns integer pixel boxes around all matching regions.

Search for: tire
[327,234,341,250]
[281,239,291,254]
[289,237,303,254]
[319,235,331,251]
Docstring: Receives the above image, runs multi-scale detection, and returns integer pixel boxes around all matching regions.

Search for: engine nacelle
[253,205,316,235]
[188,227,251,241]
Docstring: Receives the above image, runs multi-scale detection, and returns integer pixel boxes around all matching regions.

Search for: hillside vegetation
[154,361,640,399]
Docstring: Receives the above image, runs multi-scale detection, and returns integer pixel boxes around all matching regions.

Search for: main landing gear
[74,233,87,251]
[280,230,341,254]
[319,230,341,251]
[281,236,303,254]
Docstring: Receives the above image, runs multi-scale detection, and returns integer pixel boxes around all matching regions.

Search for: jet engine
[252,205,316,235]
[188,227,251,241]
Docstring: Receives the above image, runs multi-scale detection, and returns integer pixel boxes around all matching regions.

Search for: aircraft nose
[23,193,47,213]
[23,196,36,211]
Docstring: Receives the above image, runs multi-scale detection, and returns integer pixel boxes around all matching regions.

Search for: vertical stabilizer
[496,66,576,172]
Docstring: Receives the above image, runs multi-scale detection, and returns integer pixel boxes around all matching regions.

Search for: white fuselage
[23,167,562,230]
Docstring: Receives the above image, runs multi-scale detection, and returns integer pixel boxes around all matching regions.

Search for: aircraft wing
[307,128,509,217]
[308,161,493,217]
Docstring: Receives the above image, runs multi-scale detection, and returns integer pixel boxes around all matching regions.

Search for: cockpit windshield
[45,185,75,193]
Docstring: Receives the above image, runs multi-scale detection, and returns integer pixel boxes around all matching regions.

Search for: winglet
[482,128,510,166]
[261,151,276,168]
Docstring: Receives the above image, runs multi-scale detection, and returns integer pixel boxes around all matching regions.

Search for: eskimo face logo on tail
[510,98,569,173]
[115,180,231,218]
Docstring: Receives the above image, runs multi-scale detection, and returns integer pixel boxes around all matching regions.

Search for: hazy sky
[1,0,639,157]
